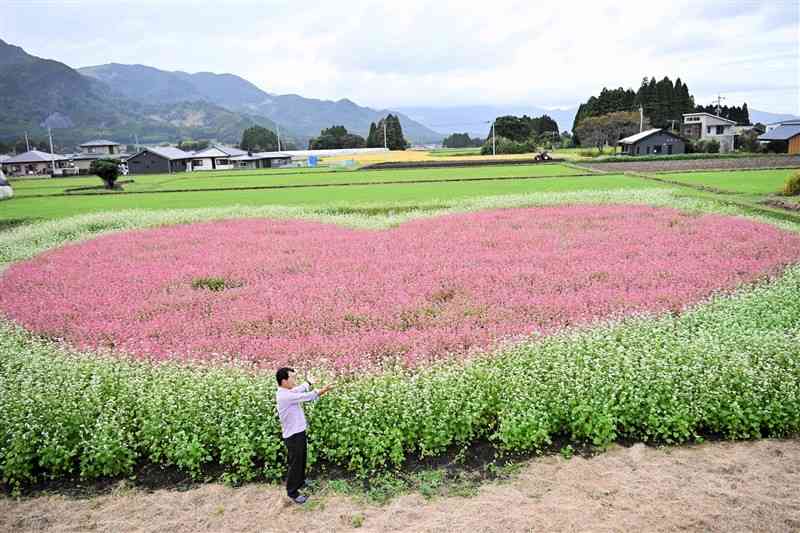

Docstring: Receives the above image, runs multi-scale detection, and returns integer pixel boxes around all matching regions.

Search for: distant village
[0,139,389,178]
[1,112,799,178]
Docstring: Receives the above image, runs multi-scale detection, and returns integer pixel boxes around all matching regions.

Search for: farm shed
[758,120,800,154]
[127,146,193,174]
[618,128,686,156]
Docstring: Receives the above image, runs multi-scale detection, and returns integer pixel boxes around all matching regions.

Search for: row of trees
[240,126,280,152]
[176,139,210,152]
[366,115,408,150]
[308,125,366,150]
[442,133,483,148]
[573,111,648,152]
[572,76,756,148]
[491,115,559,142]
[573,77,696,134]
[478,114,561,155]
[695,103,750,125]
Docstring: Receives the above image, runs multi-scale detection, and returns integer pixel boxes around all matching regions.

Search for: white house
[188,145,249,171]
[681,112,736,153]
[229,151,292,169]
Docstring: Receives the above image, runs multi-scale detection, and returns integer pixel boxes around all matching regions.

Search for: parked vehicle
[0,168,13,199]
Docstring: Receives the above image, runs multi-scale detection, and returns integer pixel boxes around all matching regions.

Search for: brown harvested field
[3,439,799,533]
[579,155,800,174]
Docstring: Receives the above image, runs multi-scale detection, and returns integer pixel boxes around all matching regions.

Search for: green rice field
[9,163,586,198]
[0,173,657,224]
[659,169,796,195]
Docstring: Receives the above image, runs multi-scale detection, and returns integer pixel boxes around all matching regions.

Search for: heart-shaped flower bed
[2,205,800,368]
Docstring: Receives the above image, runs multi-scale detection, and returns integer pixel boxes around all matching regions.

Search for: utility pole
[492,121,496,156]
[639,105,644,132]
[47,127,56,176]
[383,120,388,150]
[276,124,281,151]
[714,94,726,116]
[24,132,30,152]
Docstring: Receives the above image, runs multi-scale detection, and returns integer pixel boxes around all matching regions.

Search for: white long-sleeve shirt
[276,382,319,439]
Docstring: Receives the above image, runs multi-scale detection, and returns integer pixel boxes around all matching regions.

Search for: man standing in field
[275,367,333,504]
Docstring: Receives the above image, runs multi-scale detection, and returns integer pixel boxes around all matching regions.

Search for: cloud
[1,0,798,113]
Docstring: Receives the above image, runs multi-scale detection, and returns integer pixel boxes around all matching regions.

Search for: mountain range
[395,105,580,138]
[0,39,442,149]
[79,63,442,144]
[1,38,796,151]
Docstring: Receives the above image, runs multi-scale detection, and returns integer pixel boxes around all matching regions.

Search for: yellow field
[321,150,552,165]
[320,147,607,165]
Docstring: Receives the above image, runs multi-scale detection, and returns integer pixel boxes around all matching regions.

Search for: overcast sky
[2,0,799,113]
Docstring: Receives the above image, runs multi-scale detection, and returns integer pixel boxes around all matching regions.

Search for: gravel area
[4,439,799,533]
[578,155,800,174]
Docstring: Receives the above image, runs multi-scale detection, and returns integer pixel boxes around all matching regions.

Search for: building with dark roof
[617,128,686,156]
[126,146,193,174]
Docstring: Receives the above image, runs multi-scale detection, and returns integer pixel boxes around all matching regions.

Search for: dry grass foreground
[3,439,799,533]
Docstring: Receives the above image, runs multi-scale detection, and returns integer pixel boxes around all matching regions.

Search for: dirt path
[579,155,800,174]
[3,439,799,533]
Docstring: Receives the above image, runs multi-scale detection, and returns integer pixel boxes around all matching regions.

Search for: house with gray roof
[126,146,193,174]
[758,119,800,154]
[617,128,686,156]
[79,140,123,154]
[188,145,250,171]
[0,149,71,177]
[69,139,130,174]
[229,151,292,169]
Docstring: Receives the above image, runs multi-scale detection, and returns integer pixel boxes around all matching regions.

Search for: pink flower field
[3,205,800,368]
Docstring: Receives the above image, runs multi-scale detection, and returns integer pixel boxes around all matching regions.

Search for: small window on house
[192,159,204,166]
[716,126,725,134]
[653,145,662,154]
[217,159,230,165]
[707,126,713,134]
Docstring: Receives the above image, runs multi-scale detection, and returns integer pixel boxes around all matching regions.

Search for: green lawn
[658,169,797,195]
[1,174,659,223]
[8,163,587,197]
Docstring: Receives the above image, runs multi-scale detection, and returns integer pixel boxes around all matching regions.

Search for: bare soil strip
[3,439,798,533]
[579,155,800,174]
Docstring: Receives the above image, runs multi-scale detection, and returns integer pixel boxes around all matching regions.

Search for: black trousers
[284,431,307,498]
